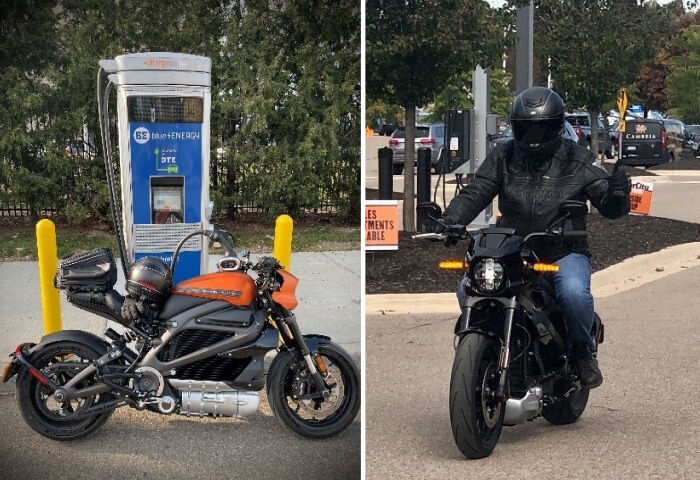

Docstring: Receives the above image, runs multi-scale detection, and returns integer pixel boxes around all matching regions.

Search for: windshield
[393,127,430,139]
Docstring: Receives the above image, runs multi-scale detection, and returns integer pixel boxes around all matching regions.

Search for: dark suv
[620,118,694,166]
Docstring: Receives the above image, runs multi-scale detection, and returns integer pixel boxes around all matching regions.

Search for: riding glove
[608,168,632,198]
[121,297,151,322]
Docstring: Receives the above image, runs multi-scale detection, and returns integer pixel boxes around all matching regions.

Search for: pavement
[365,134,700,226]
[0,250,360,479]
[365,265,700,479]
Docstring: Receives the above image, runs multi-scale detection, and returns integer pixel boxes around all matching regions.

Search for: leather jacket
[443,137,630,261]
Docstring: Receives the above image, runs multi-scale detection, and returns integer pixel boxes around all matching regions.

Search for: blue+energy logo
[133,126,150,144]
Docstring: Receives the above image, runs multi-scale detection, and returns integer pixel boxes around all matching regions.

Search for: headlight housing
[472,258,505,294]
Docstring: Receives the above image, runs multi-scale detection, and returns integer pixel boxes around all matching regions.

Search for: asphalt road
[366,266,700,479]
[0,388,360,479]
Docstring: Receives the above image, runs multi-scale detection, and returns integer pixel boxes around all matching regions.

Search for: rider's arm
[443,147,502,224]
[583,156,630,219]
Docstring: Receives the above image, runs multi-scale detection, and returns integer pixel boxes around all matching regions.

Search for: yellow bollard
[36,219,62,334]
[272,215,293,271]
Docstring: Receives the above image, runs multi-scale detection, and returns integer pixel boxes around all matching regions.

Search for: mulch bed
[366,213,700,294]
[650,158,700,170]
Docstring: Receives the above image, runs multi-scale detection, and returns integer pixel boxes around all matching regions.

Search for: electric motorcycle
[2,227,360,440]
[414,200,603,459]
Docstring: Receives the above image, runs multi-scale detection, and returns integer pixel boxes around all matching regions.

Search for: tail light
[419,138,436,145]
[389,139,398,146]
[661,129,668,149]
[575,126,583,139]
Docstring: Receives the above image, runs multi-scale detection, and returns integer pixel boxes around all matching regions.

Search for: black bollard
[416,147,432,231]
[378,147,393,200]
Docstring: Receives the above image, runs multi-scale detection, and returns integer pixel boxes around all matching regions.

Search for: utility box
[444,109,472,174]
[99,53,213,283]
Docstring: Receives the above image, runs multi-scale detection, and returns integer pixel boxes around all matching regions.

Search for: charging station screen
[151,180,184,224]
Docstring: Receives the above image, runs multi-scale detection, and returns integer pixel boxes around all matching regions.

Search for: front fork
[496,296,518,401]
[457,295,517,402]
[275,309,331,398]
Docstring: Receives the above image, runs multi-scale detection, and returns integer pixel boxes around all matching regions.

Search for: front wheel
[449,334,504,459]
[267,342,360,438]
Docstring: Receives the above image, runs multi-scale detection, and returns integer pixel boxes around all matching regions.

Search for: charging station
[98,53,213,283]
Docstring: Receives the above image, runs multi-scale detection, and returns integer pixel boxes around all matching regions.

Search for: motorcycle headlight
[472,258,504,293]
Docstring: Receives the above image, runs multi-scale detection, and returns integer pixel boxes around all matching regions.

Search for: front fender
[30,330,137,363]
[278,334,332,356]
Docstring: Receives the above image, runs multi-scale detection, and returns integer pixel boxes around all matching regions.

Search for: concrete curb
[366,242,700,315]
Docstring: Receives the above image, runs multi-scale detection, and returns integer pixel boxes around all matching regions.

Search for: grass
[0,217,359,261]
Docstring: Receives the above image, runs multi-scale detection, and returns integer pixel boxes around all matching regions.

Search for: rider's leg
[552,253,602,388]
[552,253,596,351]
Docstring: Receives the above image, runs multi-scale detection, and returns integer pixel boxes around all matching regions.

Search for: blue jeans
[456,253,595,351]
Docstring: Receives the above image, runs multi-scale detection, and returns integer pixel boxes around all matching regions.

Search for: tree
[535,0,672,154]
[215,1,360,217]
[667,25,700,123]
[426,67,513,123]
[366,0,518,231]
[635,5,696,115]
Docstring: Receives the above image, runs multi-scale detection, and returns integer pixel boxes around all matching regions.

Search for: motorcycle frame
[51,290,326,403]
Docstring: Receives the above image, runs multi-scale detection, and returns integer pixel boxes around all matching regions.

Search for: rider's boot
[572,342,603,389]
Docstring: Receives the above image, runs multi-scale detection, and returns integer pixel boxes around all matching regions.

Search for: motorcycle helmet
[510,86,565,157]
[126,256,172,305]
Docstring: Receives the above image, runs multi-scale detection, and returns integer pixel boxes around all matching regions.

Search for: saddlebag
[55,248,118,292]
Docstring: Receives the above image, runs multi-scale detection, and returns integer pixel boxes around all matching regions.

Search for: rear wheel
[392,164,403,175]
[15,342,115,440]
[267,342,360,439]
[449,334,504,459]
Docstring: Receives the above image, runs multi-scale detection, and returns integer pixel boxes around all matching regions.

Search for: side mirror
[417,202,442,233]
[560,200,588,218]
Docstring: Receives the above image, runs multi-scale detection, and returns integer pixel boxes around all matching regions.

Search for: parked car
[619,118,694,166]
[374,118,398,136]
[388,123,445,174]
[663,118,695,162]
[683,124,700,158]
[565,111,613,158]
[495,120,581,145]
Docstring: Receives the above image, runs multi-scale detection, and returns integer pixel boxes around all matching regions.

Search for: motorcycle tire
[15,341,115,440]
[267,342,360,439]
[449,333,504,459]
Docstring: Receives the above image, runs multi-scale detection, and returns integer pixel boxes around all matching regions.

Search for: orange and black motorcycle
[2,227,359,440]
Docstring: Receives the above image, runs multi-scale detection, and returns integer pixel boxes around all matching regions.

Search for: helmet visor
[512,119,563,145]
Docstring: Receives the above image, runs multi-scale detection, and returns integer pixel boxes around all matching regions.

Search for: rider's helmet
[126,256,172,305]
[510,86,565,156]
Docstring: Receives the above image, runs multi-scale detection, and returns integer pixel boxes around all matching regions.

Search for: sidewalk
[0,250,360,391]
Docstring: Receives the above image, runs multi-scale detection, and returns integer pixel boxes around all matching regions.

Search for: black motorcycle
[414,200,603,459]
[2,227,359,440]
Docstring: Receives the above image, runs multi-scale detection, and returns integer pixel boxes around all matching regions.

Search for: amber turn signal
[532,263,560,273]
[439,259,469,270]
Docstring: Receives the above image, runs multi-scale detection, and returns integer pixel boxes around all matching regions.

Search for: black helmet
[510,87,565,155]
[126,256,172,305]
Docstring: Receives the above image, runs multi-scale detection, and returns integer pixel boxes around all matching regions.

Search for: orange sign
[629,181,653,215]
[365,201,399,250]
